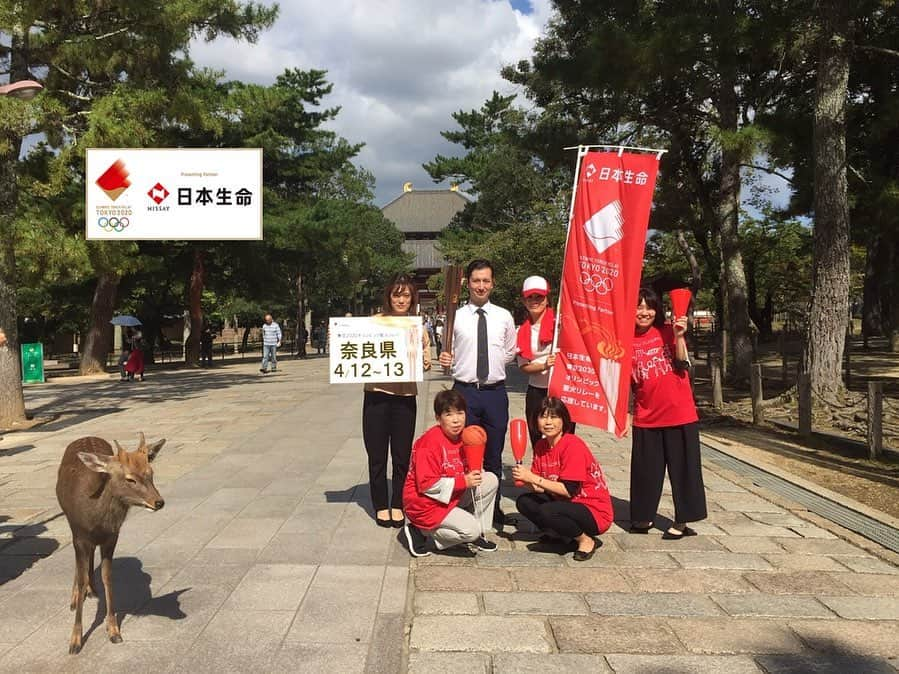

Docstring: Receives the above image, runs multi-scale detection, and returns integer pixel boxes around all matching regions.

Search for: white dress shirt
[451,301,517,384]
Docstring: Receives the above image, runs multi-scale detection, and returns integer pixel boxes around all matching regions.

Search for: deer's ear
[77,452,112,473]
[145,439,166,462]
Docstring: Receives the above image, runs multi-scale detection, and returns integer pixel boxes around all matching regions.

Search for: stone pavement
[0,357,897,673]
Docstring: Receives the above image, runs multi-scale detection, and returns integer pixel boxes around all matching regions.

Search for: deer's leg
[86,546,98,598]
[100,537,122,644]
[69,540,90,654]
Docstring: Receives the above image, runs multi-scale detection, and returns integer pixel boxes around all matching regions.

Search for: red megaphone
[669,287,692,320]
[461,425,487,472]
[509,418,528,486]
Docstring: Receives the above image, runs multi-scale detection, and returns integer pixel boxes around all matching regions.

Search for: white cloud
[188,0,553,204]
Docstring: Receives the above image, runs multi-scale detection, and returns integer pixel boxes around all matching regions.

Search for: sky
[189,0,554,206]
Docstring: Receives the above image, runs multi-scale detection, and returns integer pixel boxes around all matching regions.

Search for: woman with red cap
[516,275,569,448]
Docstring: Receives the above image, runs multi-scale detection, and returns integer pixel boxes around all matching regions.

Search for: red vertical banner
[549,151,660,436]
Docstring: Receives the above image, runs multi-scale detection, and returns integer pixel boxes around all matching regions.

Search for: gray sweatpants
[425,472,498,550]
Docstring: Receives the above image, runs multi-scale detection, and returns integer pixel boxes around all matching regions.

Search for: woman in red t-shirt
[512,397,613,561]
[627,286,707,539]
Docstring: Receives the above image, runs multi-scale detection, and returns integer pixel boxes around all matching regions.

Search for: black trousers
[455,383,509,514]
[516,492,599,538]
[362,391,417,511]
[630,422,707,524]
[525,385,575,450]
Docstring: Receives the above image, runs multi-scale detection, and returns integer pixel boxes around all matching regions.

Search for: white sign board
[85,148,262,240]
[329,316,424,384]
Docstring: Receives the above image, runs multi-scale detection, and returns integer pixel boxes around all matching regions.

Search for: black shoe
[404,523,430,557]
[472,537,497,552]
[662,526,698,540]
[629,523,653,534]
[391,518,405,528]
[573,538,601,562]
[376,517,392,528]
[260,368,266,373]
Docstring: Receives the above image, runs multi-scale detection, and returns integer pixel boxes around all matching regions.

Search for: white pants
[425,472,498,550]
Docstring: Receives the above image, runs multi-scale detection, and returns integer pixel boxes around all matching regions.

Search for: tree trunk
[675,230,702,293]
[716,0,754,383]
[805,0,852,393]
[296,270,305,357]
[79,272,120,374]
[888,237,899,352]
[186,248,204,367]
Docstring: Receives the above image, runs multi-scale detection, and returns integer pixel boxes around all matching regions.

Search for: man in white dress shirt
[438,259,517,528]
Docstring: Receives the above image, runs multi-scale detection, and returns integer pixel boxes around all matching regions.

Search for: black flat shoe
[391,518,405,528]
[662,526,698,540]
[376,517,392,528]
[629,524,653,534]
[573,538,600,562]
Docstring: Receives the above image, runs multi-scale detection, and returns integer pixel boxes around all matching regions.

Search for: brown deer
[56,432,166,654]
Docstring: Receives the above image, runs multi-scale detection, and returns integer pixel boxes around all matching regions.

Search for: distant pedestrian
[627,286,707,539]
[313,321,327,355]
[200,325,214,366]
[297,325,308,359]
[118,328,135,381]
[123,329,145,382]
[260,314,282,374]
[513,397,612,561]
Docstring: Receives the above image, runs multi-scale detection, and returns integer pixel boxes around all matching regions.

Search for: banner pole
[549,145,589,365]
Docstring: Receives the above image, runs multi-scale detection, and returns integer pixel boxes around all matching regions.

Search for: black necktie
[476,308,488,383]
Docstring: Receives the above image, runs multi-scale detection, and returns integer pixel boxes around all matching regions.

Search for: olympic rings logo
[98,217,130,232]
[580,272,614,294]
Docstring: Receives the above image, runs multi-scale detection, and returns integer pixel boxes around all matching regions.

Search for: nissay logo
[96,160,131,201]
[147,182,170,204]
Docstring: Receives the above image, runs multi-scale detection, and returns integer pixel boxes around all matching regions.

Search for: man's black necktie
[476,308,488,384]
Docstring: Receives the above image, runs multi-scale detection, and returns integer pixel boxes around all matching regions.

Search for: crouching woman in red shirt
[402,389,498,557]
[512,397,614,561]
[627,286,707,539]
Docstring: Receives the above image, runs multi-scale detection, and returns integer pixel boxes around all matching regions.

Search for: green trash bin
[21,343,45,383]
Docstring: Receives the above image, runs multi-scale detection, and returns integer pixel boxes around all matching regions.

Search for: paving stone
[667,618,806,654]
[0,588,68,642]
[413,592,480,616]
[511,566,631,593]
[615,534,727,552]
[774,538,871,556]
[831,556,899,574]
[271,642,368,673]
[742,571,855,596]
[484,591,587,616]
[761,554,851,572]
[789,619,899,658]
[493,652,612,673]
[235,494,301,518]
[715,523,799,538]
[606,654,763,674]
[828,572,899,596]
[410,615,552,653]
[717,536,787,554]
[407,652,490,674]
[167,562,251,591]
[670,551,773,570]
[620,568,756,594]
[180,609,294,668]
[223,563,316,611]
[256,530,333,564]
[755,654,896,674]
[711,594,835,618]
[585,592,722,617]
[205,517,282,549]
[121,583,231,642]
[378,565,408,615]
[816,596,899,620]
[474,550,564,567]
[786,525,838,539]
[364,613,404,674]
[712,494,786,513]
[550,616,682,654]
[414,566,512,592]
[284,565,383,644]
[561,550,678,569]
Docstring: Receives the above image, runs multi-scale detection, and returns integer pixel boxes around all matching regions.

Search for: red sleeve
[530,439,546,474]
[557,436,590,482]
[413,434,445,494]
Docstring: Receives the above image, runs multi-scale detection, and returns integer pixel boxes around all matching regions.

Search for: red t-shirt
[631,325,698,428]
[402,425,468,530]
[530,434,614,533]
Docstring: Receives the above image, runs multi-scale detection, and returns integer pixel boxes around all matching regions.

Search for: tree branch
[856,44,899,60]
[739,163,794,185]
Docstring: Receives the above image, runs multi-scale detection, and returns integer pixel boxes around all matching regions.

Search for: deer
[55,432,166,654]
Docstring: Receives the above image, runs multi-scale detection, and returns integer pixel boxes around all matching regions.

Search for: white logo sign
[583,199,624,254]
